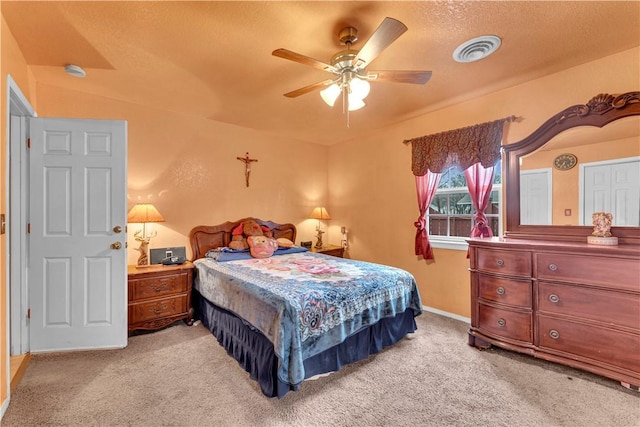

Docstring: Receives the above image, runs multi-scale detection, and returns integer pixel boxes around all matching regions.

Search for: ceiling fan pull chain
[342,85,351,128]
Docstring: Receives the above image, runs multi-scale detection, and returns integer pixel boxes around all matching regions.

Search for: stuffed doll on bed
[228,218,293,258]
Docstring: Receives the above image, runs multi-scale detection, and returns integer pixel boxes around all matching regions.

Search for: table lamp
[127,203,165,267]
[309,207,331,249]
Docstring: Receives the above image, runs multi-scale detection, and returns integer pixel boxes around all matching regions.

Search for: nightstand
[311,244,344,258]
[128,262,195,331]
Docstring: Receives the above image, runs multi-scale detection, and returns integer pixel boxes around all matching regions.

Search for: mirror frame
[503,91,640,245]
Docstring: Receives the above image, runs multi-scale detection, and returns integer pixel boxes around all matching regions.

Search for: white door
[582,157,640,226]
[29,118,128,352]
[520,169,552,225]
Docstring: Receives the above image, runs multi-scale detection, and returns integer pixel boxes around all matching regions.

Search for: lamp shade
[347,97,366,111]
[127,204,165,223]
[320,84,341,107]
[349,78,370,100]
[309,207,331,220]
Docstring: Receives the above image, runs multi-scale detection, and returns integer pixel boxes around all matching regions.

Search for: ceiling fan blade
[366,70,432,85]
[272,48,338,74]
[351,17,408,68]
[283,79,335,98]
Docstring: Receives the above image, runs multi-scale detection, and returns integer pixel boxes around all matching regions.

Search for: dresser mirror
[503,91,640,244]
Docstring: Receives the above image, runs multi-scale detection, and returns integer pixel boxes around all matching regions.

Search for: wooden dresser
[128,263,195,331]
[468,237,640,388]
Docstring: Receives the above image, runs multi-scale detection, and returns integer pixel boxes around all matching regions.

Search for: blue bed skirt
[194,289,418,398]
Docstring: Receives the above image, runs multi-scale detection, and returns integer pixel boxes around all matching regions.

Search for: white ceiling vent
[453,35,502,63]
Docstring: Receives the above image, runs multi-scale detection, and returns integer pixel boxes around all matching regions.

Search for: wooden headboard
[188,217,297,260]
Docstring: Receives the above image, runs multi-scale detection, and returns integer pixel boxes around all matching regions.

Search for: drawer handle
[150,303,168,315]
[150,283,170,293]
[496,286,505,295]
[548,263,558,271]
[497,318,506,327]
[549,329,560,339]
[496,259,505,267]
[548,294,560,303]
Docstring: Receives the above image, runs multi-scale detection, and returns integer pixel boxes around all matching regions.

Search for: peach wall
[33,84,329,265]
[328,47,640,318]
[1,11,35,413]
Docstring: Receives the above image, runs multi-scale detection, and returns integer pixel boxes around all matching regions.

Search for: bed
[189,217,423,397]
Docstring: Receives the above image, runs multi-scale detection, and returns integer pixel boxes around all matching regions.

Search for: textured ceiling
[3,1,639,145]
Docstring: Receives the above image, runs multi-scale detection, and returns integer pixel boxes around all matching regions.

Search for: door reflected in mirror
[519,116,640,227]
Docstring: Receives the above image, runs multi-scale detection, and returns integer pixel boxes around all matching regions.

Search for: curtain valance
[403,116,516,175]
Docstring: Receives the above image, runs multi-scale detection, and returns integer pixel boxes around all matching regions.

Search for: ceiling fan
[272,17,432,114]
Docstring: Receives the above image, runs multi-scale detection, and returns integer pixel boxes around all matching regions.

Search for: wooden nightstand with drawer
[128,262,195,331]
[311,244,344,258]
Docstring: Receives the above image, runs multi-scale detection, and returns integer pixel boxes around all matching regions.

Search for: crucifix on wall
[236,152,258,187]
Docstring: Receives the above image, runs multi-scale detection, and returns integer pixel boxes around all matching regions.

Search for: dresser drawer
[477,303,532,343]
[478,274,532,307]
[476,248,531,277]
[538,315,640,374]
[128,295,188,324]
[539,282,640,330]
[536,253,640,292]
[128,272,189,301]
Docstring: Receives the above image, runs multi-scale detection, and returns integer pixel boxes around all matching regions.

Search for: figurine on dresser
[588,212,618,246]
[592,212,613,237]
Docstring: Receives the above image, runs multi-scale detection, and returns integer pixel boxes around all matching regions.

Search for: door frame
[4,75,35,415]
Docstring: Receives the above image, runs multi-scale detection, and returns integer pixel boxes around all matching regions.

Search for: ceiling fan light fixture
[347,97,366,111]
[320,83,341,107]
[453,35,502,63]
[349,78,370,100]
[274,17,431,125]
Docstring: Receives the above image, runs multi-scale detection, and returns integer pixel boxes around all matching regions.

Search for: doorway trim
[3,74,35,417]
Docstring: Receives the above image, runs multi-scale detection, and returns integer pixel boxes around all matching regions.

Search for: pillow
[247,235,278,258]
[276,238,294,248]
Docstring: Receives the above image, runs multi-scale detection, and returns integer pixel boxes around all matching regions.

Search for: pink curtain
[464,162,495,238]
[414,171,441,260]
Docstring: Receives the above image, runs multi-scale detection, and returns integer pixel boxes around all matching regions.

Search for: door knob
[113,225,122,233]
[110,242,122,250]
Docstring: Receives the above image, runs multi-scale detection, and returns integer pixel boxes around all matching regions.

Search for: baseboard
[10,353,31,392]
[1,396,9,420]
[423,306,470,324]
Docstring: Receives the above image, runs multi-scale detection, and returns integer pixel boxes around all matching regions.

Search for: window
[428,164,502,250]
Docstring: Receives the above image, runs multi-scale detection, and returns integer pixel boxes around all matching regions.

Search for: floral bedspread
[194,251,422,386]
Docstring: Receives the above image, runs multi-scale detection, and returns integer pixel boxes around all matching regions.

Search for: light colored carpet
[3,312,638,426]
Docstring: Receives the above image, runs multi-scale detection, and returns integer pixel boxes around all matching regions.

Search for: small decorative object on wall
[309,206,331,249]
[236,152,258,187]
[553,153,577,170]
[127,203,166,267]
[587,212,618,245]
